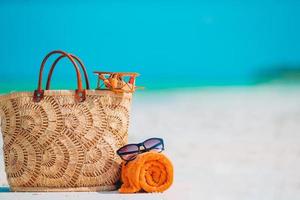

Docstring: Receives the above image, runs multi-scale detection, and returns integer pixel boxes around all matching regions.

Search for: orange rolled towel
[119,152,174,193]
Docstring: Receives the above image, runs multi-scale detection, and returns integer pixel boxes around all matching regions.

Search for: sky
[0,0,299,92]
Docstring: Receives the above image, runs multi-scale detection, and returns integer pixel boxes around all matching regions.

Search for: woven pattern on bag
[0,91,131,190]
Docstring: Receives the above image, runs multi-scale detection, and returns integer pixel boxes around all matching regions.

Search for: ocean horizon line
[1,80,300,96]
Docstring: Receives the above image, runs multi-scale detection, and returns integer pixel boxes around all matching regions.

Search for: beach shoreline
[1,84,300,199]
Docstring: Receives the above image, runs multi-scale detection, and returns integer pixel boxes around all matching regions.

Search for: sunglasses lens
[144,138,163,152]
[118,144,139,161]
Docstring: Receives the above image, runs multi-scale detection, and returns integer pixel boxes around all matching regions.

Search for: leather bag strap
[33,50,86,103]
[46,54,90,90]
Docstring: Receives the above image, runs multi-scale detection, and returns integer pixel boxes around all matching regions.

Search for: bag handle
[46,54,90,90]
[33,50,86,103]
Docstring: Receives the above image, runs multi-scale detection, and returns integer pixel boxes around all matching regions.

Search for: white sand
[1,84,300,199]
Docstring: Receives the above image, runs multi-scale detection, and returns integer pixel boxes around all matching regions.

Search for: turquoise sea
[0,0,300,94]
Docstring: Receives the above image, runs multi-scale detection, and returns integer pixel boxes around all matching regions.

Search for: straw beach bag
[0,50,132,192]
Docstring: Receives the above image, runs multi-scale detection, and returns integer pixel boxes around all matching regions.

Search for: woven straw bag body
[0,51,132,191]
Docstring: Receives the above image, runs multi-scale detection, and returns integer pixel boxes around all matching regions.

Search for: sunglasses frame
[117,138,165,161]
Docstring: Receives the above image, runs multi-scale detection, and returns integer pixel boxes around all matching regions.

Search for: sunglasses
[116,138,164,161]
